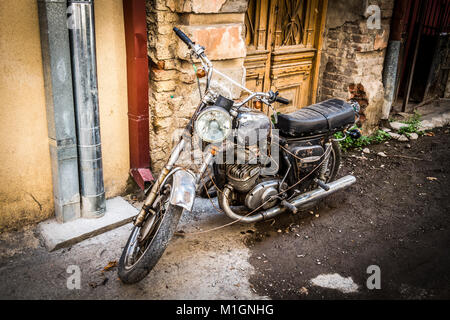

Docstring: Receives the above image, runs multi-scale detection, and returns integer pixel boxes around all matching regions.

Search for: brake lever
[260,98,278,123]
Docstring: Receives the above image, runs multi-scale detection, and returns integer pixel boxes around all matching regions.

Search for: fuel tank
[234,107,271,146]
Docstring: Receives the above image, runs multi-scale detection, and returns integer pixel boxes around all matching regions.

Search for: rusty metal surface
[123,0,153,189]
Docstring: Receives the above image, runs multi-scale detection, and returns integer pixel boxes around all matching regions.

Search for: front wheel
[118,180,183,284]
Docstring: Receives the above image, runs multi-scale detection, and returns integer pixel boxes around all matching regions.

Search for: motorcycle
[118,27,360,284]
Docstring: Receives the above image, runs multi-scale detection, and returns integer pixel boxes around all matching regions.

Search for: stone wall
[318,0,394,134]
[146,0,247,173]
[445,76,450,99]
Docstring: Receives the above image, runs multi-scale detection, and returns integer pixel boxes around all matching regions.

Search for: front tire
[118,182,183,284]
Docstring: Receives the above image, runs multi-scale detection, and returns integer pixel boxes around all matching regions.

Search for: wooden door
[244,0,328,113]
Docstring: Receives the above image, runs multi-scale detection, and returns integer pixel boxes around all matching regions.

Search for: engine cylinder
[226,164,260,192]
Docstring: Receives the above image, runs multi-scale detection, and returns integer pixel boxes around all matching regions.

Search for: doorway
[395,0,450,111]
[244,0,328,113]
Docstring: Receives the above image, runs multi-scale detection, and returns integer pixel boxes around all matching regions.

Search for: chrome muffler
[219,175,356,223]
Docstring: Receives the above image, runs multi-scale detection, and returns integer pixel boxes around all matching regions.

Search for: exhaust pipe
[219,175,356,223]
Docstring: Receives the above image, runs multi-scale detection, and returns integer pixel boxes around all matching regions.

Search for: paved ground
[0,199,265,299]
[0,126,449,300]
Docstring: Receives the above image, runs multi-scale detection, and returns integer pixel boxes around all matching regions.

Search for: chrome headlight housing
[194,107,232,143]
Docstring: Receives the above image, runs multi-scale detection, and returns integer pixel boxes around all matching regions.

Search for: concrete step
[417,99,450,131]
[37,196,137,251]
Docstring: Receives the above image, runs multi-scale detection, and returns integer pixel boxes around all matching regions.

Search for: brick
[328,40,338,48]
[151,80,176,92]
[352,34,371,44]
[191,0,227,13]
[373,30,389,50]
[180,0,248,14]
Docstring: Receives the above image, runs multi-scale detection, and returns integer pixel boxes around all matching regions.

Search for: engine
[222,107,282,211]
[225,163,280,211]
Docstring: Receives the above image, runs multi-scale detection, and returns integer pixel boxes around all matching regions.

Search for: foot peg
[314,179,331,191]
[281,200,298,214]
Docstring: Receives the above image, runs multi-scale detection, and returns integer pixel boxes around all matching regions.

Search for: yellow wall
[0,0,130,230]
[0,0,53,230]
[95,0,130,198]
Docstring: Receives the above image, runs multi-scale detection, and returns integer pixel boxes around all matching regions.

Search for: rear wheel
[118,178,183,284]
[324,140,342,183]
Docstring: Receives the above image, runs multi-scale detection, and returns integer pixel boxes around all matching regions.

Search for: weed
[334,127,392,151]
[398,112,423,136]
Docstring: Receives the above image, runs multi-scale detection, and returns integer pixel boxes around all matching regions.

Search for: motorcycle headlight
[194,107,232,143]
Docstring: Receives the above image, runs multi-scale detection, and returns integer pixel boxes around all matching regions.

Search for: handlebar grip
[173,27,194,48]
[275,96,290,105]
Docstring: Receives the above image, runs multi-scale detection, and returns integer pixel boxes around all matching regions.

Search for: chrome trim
[169,170,196,212]
[220,175,356,223]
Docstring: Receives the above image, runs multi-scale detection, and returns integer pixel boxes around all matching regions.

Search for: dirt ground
[247,126,450,299]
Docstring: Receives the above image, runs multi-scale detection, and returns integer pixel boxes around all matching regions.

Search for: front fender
[169,169,196,212]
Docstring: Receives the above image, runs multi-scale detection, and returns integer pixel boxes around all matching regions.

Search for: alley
[0,127,449,299]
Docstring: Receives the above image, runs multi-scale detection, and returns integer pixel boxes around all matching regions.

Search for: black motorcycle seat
[276,99,355,137]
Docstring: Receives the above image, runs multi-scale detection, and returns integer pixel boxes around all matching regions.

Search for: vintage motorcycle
[118,27,360,284]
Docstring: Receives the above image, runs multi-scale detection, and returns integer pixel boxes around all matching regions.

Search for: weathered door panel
[270,49,315,112]
[244,0,327,111]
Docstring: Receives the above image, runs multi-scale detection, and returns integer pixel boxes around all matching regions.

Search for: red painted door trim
[123,0,153,189]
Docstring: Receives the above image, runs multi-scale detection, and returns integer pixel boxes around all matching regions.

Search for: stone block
[178,0,248,13]
[177,24,246,61]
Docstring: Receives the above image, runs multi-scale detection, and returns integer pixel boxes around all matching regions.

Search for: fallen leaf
[426,177,438,181]
[103,260,117,272]
[298,287,309,295]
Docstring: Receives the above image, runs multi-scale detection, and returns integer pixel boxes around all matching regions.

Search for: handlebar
[173,27,194,49]
[268,90,290,105]
[275,96,289,105]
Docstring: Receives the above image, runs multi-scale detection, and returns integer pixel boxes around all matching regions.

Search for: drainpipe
[123,0,154,190]
[381,0,408,119]
[68,0,106,218]
[37,0,81,223]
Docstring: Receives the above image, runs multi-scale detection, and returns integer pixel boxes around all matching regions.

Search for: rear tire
[326,140,342,183]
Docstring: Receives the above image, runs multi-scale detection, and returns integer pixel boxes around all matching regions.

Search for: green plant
[372,129,392,143]
[398,112,423,136]
[334,127,391,151]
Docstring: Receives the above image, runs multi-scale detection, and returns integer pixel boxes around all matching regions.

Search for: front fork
[134,138,186,226]
[133,137,217,227]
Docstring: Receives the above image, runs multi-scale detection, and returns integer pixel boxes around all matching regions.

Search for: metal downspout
[37,0,81,223]
[382,0,407,119]
[68,0,106,218]
[123,0,154,190]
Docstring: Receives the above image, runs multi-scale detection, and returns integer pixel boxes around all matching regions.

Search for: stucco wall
[95,0,130,198]
[0,0,130,230]
[0,0,54,230]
